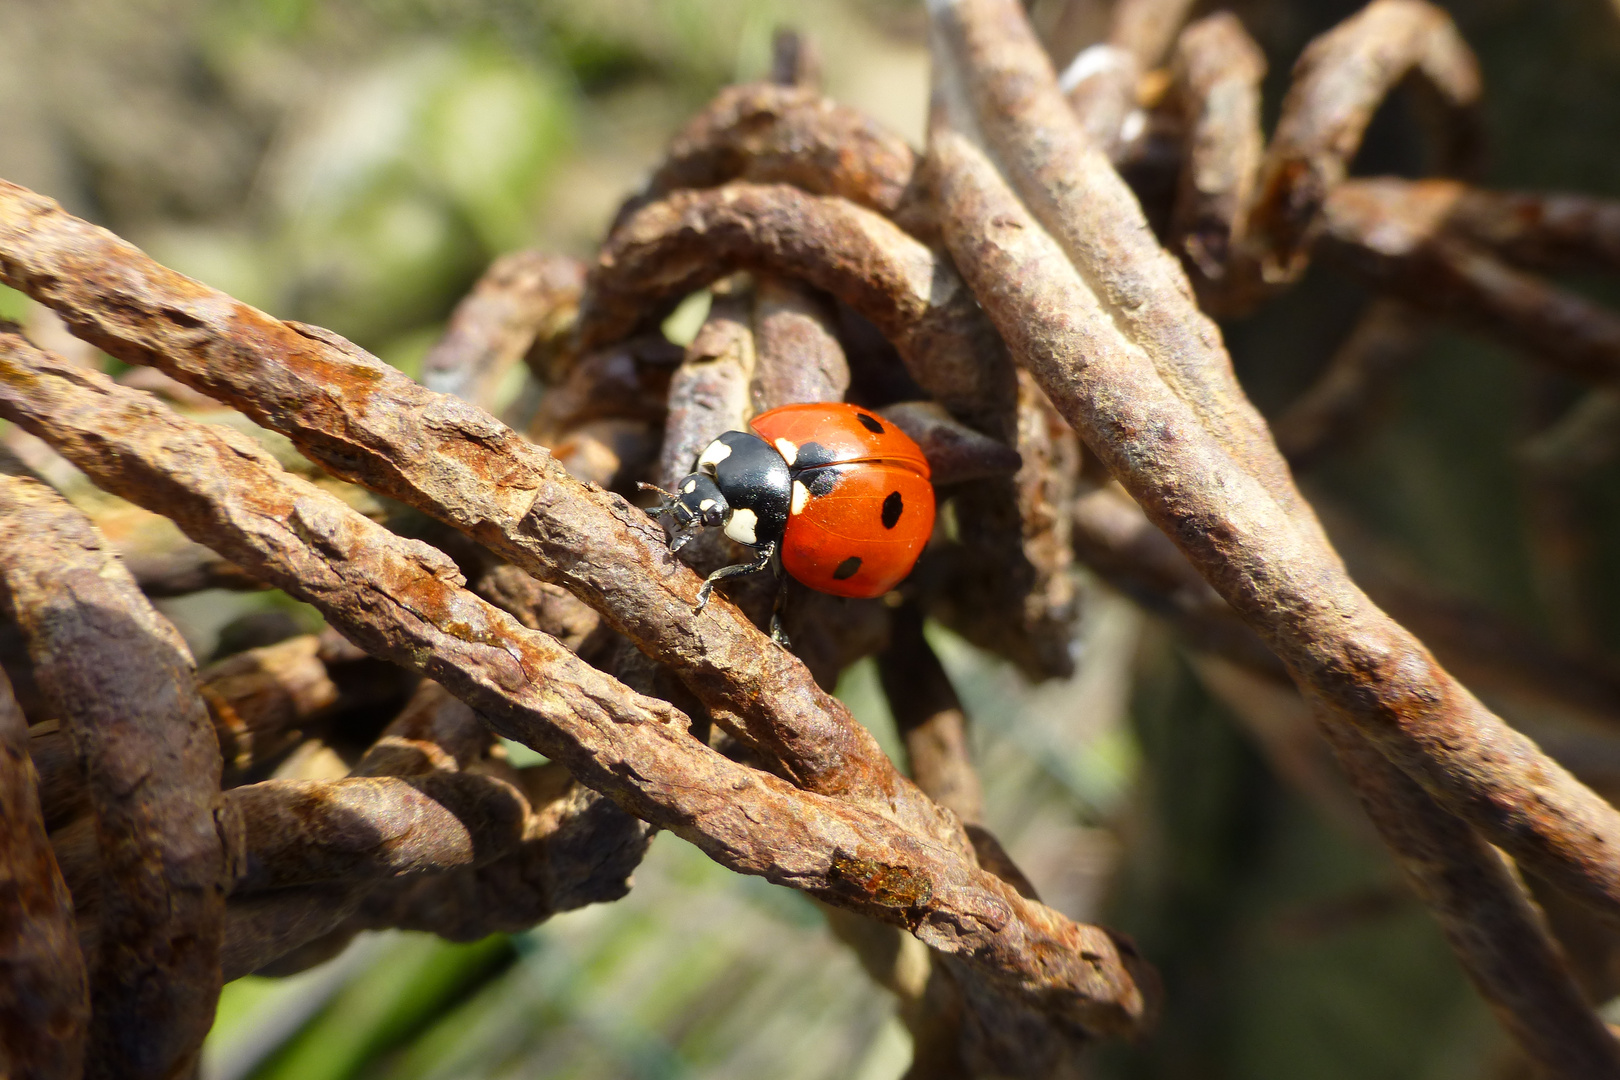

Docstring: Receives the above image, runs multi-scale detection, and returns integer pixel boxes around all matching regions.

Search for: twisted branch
[928,0,1620,1070]
[0,468,227,1080]
[0,666,87,1080]
[0,179,959,847]
[0,324,1153,1036]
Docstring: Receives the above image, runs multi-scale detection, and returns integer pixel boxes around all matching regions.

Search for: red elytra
[749,403,936,599]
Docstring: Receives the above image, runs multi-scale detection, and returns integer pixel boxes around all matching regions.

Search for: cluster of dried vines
[4,0,1620,1077]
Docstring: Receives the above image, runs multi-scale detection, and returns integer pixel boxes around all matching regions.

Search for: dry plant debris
[3,1,1620,1076]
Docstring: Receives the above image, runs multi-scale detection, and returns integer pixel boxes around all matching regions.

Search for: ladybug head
[649,472,729,552]
[645,430,793,553]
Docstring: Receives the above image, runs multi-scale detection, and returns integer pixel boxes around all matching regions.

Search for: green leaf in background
[209,34,579,350]
[248,933,514,1080]
[346,836,896,1080]
[0,285,27,322]
[537,0,781,95]
[419,41,573,254]
[660,290,712,349]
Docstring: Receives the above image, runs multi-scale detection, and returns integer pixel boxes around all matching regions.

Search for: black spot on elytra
[856,412,885,434]
[793,441,838,469]
[808,468,841,498]
[881,490,903,528]
[833,556,863,580]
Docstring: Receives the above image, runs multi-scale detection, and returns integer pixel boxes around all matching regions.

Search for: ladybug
[646,403,936,610]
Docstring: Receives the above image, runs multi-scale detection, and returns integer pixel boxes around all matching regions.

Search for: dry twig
[1435,184,1620,275]
[0,321,1152,1035]
[1270,298,1432,467]
[30,631,414,824]
[0,179,963,846]
[871,604,1089,1080]
[655,287,759,489]
[1165,12,1266,306]
[121,543,267,597]
[0,466,227,1080]
[1322,178,1620,387]
[615,83,919,232]
[0,666,87,1080]
[1322,705,1620,1075]
[878,402,1023,486]
[1245,0,1482,288]
[879,606,985,828]
[526,334,677,451]
[212,680,643,977]
[6,1,1616,1066]
[344,761,652,946]
[931,0,1620,932]
[927,0,1620,1069]
[52,768,532,904]
[421,251,584,408]
[583,182,1016,433]
[1077,479,1620,782]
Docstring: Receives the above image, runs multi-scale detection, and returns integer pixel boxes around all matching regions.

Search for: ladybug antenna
[638,481,682,519]
[638,481,678,506]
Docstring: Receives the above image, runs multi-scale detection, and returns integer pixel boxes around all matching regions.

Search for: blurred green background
[5,0,1620,1077]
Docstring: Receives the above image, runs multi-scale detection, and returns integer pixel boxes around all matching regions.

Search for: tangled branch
[5,1,1620,1076]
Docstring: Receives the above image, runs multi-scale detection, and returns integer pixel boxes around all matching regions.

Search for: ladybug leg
[637,482,696,552]
[768,582,792,648]
[693,540,778,613]
[651,512,698,553]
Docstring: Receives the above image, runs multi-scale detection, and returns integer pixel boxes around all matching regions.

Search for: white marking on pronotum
[790,480,810,516]
[697,440,732,471]
[773,438,798,466]
[724,508,759,545]
[699,499,716,512]
[682,479,697,494]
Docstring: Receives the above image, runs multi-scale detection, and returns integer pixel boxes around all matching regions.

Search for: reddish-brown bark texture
[1324,725,1620,1077]
[1245,0,1481,285]
[619,82,919,228]
[0,325,1151,1036]
[421,251,584,407]
[213,680,646,979]
[0,468,227,1080]
[50,771,533,899]
[27,632,405,824]
[341,760,651,946]
[5,0,1620,1068]
[584,182,1016,433]
[1166,12,1266,307]
[1322,178,1620,387]
[0,665,88,1080]
[0,178,962,850]
[931,0,1620,933]
[928,0,1620,1072]
[879,606,985,829]
[656,288,759,489]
